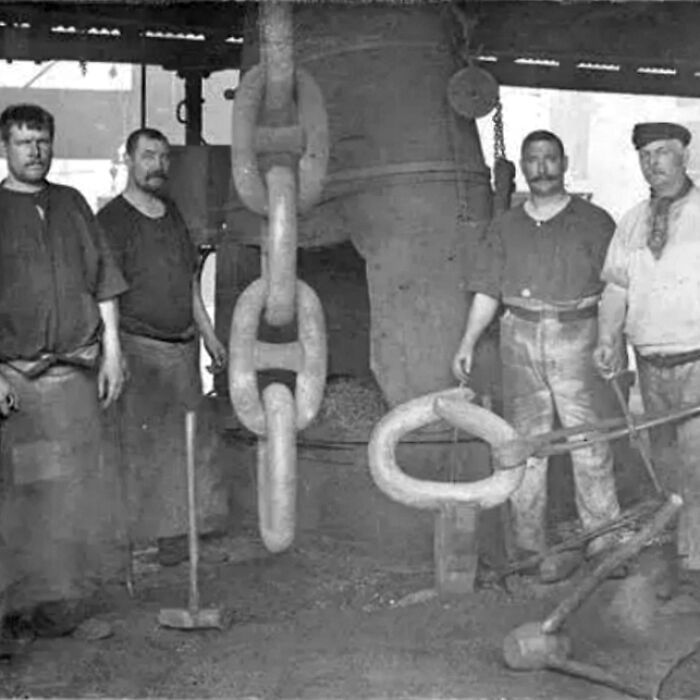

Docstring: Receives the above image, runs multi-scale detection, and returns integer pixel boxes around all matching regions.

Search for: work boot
[31,598,91,638]
[508,547,542,577]
[200,528,227,543]
[157,535,188,567]
[587,529,623,556]
[538,549,583,584]
[0,611,35,662]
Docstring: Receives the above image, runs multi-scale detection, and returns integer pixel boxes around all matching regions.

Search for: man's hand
[596,283,628,380]
[98,347,126,408]
[0,372,18,418]
[97,298,125,408]
[593,341,623,380]
[204,334,227,375]
[192,276,226,375]
[452,342,474,384]
[450,293,499,385]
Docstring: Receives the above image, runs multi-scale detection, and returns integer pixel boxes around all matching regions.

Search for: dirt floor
[1,526,699,700]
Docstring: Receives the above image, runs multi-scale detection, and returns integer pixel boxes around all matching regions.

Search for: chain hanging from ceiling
[229,2,329,554]
[491,98,515,216]
[448,2,515,215]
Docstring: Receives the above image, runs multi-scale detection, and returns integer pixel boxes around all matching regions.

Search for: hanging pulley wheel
[447,64,499,119]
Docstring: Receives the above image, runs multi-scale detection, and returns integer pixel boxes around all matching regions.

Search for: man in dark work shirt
[0,103,128,648]
[452,130,622,579]
[98,128,226,567]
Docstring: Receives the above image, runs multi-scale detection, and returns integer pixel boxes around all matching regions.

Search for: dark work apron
[0,363,126,609]
[114,332,227,543]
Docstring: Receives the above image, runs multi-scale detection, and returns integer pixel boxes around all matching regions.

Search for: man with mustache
[0,103,128,645]
[595,122,700,602]
[98,128,226,567]
[452,130,623,581]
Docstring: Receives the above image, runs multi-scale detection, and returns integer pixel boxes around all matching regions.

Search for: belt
[0,343,101,379]
[121,328,197,344]
[639,347,700,368]
[505,304,598,323]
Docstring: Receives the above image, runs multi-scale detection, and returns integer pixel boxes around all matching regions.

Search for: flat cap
[632,122,691,149]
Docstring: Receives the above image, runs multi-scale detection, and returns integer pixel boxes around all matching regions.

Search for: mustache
[147,171,168,180]
[529,176,558,183]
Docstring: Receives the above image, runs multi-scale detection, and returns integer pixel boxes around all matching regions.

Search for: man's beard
[21,161,50,183]
[138,174,168,197]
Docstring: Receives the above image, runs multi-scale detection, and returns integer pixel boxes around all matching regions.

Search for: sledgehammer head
[158,607,227,631]
[503,622,571,670]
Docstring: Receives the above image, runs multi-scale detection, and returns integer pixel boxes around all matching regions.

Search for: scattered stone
[392,588,438,608]
[72,618,114,641]
[200,546,229,564]
[202,536,269,565]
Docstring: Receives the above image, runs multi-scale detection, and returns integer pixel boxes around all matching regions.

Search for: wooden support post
[178,70,207,146]
[434,503,480,596]
[140,63,147,128]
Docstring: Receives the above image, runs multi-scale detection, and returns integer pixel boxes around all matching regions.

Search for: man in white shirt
[595,121,700,600]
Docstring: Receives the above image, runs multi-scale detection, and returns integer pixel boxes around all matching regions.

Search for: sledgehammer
[503,622,649,698]
[503,494,682,697]
[158,411,226,631]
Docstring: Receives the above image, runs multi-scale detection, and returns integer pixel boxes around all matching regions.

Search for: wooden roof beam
[0,25,242,71]
[479,56,700,98]
[0,2,249,40]
[469,1,700,66]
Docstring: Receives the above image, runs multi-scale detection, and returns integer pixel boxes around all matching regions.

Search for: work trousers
[500,311,621,554]
[636,356,700,571]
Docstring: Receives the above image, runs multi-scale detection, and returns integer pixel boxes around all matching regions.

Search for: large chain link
[230,278,326,436]
[229,2,328,553]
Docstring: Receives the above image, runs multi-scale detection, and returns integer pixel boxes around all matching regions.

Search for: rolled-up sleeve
[600,222,631,290]
[467,219,503,299]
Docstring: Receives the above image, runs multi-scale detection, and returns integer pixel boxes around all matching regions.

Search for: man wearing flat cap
[595,121,700,601]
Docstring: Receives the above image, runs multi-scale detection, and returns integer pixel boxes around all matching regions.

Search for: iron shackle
[368,388,525,510]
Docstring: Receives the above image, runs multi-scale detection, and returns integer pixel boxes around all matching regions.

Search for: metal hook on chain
[491,98,516,215]
[492,99,506,162]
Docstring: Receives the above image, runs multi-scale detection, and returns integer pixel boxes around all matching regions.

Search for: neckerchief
[648,177,693,259]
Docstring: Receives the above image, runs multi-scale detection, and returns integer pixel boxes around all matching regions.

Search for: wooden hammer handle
[542,494,683,634]
[551,658,651,699]
[185,410,200,613]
